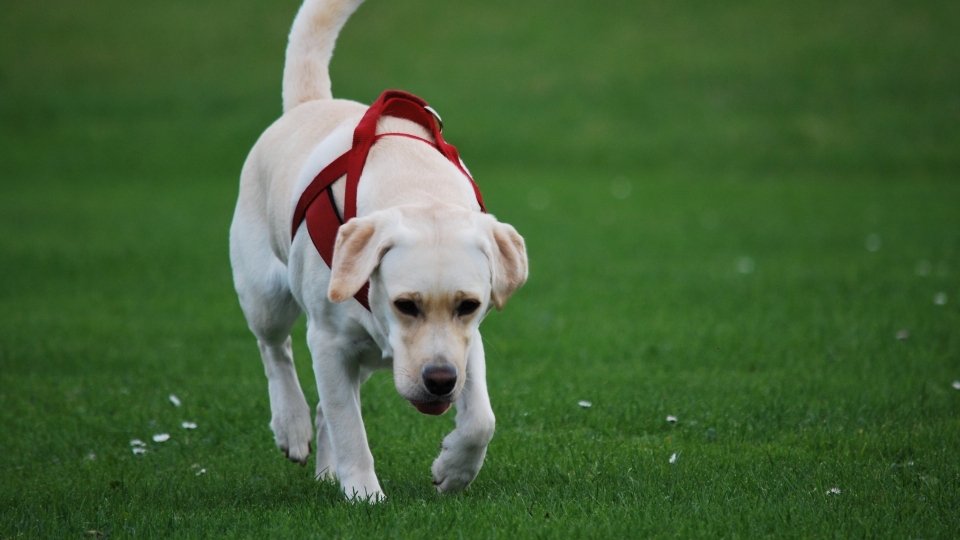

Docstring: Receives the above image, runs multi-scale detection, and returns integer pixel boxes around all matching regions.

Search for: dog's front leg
[432,330,496,493]
[307,322,384,502]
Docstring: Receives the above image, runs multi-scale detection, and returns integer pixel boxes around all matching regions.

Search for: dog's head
[327,204,527,414]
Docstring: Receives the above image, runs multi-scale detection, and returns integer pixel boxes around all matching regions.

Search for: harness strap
[291,90,485,311]
[343,90,484,221]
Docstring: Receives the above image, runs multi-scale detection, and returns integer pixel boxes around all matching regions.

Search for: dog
[229,0,528,501]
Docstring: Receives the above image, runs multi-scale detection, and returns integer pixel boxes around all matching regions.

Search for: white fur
[229,0,527,502]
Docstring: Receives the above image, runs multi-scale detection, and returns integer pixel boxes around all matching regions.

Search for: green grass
[2,0,959,537]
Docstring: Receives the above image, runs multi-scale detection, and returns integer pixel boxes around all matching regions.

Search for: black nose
[422,365,458,396]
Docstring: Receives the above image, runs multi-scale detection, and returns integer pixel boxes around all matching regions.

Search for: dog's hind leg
[231,218,313,466]
[258,331,313,466]
[431,330,496,493]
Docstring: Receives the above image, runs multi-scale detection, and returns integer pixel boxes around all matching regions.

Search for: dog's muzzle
[409,364,457,415]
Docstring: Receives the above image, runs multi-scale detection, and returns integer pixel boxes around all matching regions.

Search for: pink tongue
[411,401,452,416]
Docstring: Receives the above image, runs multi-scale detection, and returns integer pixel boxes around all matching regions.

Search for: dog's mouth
[409,400,452,416]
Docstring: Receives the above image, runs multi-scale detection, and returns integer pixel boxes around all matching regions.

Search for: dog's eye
[393,299,420,317]
[456,300,481,317]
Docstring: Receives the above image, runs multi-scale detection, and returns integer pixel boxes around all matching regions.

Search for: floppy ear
[486,219,528,310]
[328,211,395,303]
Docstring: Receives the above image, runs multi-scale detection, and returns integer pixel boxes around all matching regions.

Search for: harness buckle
[423,105,443,132]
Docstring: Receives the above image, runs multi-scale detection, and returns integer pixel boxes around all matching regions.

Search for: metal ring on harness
[423,105,443,132]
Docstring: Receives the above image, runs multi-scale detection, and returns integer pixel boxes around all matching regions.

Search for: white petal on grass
[577,400,592,408]
[895,330,910,340]
[130,439,146,447]
[826,487,841,495]
[865,234,881,252]
[952,381,960,390]
[669,453,678,464]
[181,421,197,429]
[934,292,947,306]
[195,468,207,476]
[737,256,755,274]
[153,433,170,443]
[666,415,678,423]
[169,394,181,407]
[132,447,147,455]
[85,452,97,461]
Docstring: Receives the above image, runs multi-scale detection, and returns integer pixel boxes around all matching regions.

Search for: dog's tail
[282,0,366,113]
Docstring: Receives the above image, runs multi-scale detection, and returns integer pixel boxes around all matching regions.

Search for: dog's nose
[422,365,457,396]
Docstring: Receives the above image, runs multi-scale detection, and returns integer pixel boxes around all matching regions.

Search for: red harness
[291,90,486,310]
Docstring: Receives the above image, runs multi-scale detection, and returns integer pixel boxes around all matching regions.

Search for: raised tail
[282,0,366,113]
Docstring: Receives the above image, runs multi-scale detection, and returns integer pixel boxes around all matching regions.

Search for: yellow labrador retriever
[229,0,528,501]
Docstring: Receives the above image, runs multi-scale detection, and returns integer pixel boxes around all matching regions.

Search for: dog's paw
[340,476,385,503]
[431,442,487,494]
[270,408,313,466]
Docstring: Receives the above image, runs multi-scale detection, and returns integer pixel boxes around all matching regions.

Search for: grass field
[2,0,959,537]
